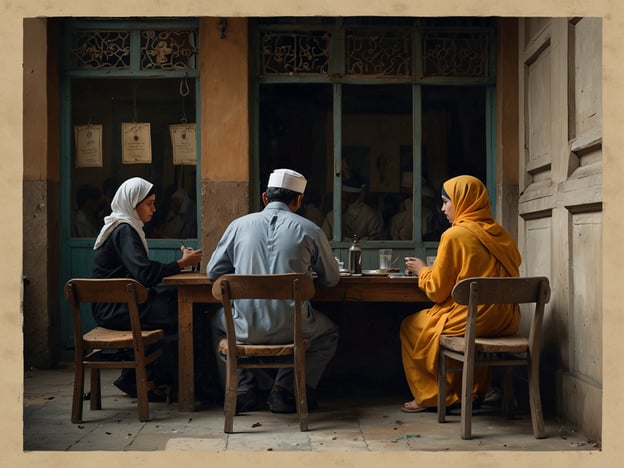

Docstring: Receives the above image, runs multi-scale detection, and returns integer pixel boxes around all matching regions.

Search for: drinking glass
[379,249,392,271]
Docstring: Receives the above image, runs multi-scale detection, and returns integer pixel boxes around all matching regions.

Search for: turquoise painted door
[59,19,200,349]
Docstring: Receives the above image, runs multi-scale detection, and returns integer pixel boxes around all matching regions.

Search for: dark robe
[91,223,217,402]
[92,223,180,333]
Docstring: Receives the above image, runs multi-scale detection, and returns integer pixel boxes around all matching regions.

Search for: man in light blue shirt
[207,168,340,413]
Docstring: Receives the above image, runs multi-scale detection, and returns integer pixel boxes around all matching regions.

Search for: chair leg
[437,352,447,423]
[460,359,475,440]
[90,368,102,411]
[502,366,514,419]
[135,364,150,422]
[223,389,237,433]
[528,360,546,438]
[293,352,309,432]
[71,362,85,424]
[223,360,237,433]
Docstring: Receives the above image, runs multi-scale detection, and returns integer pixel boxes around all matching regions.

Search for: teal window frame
[250,17,497,261]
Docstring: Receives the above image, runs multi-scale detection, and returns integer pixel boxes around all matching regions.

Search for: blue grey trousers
[208,307,339,394]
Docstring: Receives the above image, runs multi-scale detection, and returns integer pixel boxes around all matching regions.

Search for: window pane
[260,31,330,75]
[421,85,487,241]
[140,29,198,70]
[422,30,489,78]
[70,78,198,239]
[69,30,131,69]
[256,84,487,244]
[258,83,333,227]
[340,84,412,241]
[345,28,412,77]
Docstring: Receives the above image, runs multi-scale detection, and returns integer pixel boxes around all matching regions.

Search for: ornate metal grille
[345,30,411,76]
[141,30,198,70]
[71,30,131,69]
[422,31,488,77]
[261,31,330,75]
[69,28,198,70]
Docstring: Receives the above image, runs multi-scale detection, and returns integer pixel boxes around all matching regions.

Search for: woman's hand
[178,245,203,269]
[404,256,427,276]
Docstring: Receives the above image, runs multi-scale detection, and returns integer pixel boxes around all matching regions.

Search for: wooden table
[162,272,429,411]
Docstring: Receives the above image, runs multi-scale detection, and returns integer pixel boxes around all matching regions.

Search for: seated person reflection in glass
[390,176,440,241]
[322,182,383,241]
[72,184,102,238]
[298,191,324,227]
[151,185,197,239]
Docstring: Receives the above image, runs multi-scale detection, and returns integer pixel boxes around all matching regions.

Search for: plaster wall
[23,18,61,369]
[199,17,250,260]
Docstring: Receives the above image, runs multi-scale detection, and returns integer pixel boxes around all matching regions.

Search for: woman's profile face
[441,195,455,223]
[136,194,157,223]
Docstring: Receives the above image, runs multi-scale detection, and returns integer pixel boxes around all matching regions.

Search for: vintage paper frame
[73,124,103,167]
[169,123,197,165]
[121,122,152,164]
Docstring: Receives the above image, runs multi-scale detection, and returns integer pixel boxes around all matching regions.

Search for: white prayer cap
[267,168,307,193]
[342,183,362,193]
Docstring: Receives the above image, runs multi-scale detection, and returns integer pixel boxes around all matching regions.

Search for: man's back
[206,169,340,412]
[209,202,338,284]
[207,201,339,343]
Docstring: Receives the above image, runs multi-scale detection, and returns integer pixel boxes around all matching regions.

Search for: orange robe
[400,175,521,408]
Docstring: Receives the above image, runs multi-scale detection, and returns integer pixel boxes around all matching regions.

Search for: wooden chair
[211,273,315,433]
[64,278,164,423]
[437,276,551,439]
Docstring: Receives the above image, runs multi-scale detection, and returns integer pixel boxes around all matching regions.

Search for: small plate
[388,272,418,278]
[362,269,390,276]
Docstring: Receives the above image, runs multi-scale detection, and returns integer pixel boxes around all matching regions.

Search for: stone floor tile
[22,364,599,453]
[165,437,227,451]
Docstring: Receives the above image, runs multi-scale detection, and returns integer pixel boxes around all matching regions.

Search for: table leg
[177,288,195,411]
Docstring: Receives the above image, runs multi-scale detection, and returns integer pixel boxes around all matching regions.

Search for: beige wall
[23,18,61,368]
[199,18,250,261]
[200,17,249,183]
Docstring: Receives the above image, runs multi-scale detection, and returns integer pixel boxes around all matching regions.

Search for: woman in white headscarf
[92,177,203,399]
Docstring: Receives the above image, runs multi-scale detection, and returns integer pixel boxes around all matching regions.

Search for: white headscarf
[93,177,154,253]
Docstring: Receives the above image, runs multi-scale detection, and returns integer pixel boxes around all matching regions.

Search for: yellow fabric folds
[400,175,521,408]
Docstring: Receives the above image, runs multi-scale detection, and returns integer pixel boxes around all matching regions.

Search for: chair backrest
[64,278,149,355]
[64,278,149,305]
[212,273,315,302]
[451,276,551,306]
[451,276,551,353]
[211,273,315,345]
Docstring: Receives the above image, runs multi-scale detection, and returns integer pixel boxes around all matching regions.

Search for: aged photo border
[3,1,620,467]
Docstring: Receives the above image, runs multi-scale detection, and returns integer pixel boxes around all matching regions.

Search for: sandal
[401,400,429,413]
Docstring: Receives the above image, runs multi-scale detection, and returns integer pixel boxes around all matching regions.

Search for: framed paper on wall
[121,122,152,164]
[74,124,103,168]
[169,123,197,165]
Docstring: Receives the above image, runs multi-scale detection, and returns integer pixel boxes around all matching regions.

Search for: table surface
[163,272,429,302]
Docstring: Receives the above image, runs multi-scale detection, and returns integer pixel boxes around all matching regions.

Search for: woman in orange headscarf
[400,175,521,412]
